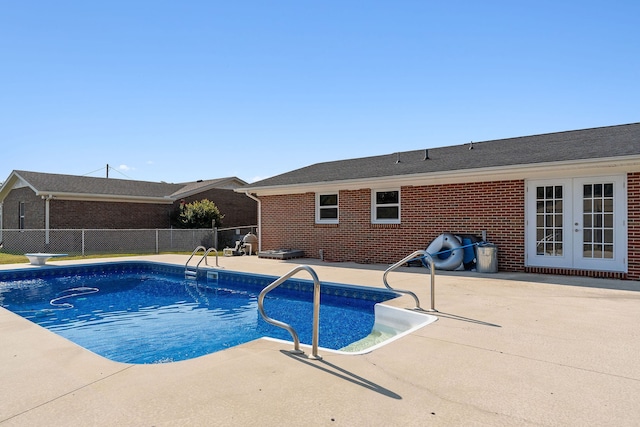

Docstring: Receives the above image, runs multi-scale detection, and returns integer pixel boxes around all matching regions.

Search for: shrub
[172,199,224,229]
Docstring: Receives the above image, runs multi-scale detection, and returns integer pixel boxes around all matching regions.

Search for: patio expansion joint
[0,365,136,424]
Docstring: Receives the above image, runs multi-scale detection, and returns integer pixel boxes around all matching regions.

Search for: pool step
[185,267,198,280]
[184,246,219,280]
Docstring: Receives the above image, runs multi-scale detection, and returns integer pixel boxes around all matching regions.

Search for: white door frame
[525,175,627,273]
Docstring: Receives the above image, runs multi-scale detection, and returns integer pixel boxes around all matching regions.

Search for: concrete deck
[1,255,639,426]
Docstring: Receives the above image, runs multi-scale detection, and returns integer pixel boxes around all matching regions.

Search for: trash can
[476,243,498,273]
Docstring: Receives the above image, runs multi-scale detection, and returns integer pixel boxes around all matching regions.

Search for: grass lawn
[0,251,221,265]
[0,253,138,265]
[0,253,29,265]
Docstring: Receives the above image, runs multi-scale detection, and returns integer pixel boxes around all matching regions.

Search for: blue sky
[1,1,639,184]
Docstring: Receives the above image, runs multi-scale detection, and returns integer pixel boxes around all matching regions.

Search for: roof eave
[240,155,640,196]
[36,192,176,204]
[172,178,249,199]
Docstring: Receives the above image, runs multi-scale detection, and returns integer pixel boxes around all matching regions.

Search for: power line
[108,165,132,179]
[82,166,107,177]
[81,164,132,179]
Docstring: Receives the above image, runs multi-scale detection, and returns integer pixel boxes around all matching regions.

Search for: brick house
[0,170,257,232]
[239,123,640,280]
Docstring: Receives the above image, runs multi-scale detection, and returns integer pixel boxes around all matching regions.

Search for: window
[372,189,400,223]
[316,193,338,224]
[19,202,25,229]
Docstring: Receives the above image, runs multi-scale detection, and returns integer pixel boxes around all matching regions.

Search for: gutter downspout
[244,191,261,252]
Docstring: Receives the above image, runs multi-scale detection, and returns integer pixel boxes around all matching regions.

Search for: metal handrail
[186,245,206,270]
[258,265,322,359]
[185,246,219,279]
[197,247,219,268]
[383,250,437,312]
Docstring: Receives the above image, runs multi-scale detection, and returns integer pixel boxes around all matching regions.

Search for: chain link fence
[0,226,257,256]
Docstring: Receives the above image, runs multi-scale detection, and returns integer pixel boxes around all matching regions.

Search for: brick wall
[260,175,640,279]
[2,187,45,229]
[50,200,174,229]
[260,180,525,271]
[2,187,256,230]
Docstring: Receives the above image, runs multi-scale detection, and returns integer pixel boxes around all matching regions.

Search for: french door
[526,176,627,272]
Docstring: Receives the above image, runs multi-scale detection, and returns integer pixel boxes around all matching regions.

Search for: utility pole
[106,164,109,178]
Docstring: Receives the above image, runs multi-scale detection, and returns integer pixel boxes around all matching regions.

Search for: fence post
[214,227,218,250]
[45,198,50,245]
[82,229,85,256]
[155,229,159,253]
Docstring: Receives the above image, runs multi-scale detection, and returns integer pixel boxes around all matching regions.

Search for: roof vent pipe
[423,149,429,160]
[469,141,474,150]
[395,152,401,164]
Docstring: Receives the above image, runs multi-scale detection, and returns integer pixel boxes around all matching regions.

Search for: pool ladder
[383,249,437,312]
[258,265,322,359]
[185,246,219,279]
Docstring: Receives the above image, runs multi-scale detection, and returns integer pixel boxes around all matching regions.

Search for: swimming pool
[0,261,435,363]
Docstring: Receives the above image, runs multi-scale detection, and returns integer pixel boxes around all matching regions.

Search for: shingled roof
[244,122,640,191]
[171,177,248,198]
[0,171,246,203]
[14,171,183,198]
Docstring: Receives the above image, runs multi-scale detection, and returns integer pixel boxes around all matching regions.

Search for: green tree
[172,199,224,228]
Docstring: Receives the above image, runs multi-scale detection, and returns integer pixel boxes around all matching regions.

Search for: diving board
[25,253,68,265]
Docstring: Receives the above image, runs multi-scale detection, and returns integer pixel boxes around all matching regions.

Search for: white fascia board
[0,172,36,201]
[241,156,640,196]
[38,193,176,204]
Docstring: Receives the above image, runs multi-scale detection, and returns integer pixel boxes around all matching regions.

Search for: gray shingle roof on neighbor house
[4,171,247,202]
[247,122,640,188]
[13,170,184,198]
[171,177,248,198]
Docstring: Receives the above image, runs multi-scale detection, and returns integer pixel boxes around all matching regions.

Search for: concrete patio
[1,254,639,426]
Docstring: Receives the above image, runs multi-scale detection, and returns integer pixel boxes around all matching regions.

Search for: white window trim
[315,192,339,224]
[371,188,401,224]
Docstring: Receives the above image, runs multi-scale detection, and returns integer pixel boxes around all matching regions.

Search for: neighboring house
[240,122,640,280]
[0,171,257,232]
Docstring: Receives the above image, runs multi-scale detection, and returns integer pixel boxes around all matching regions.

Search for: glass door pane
[535,185,563,256]
[581,183,614,259]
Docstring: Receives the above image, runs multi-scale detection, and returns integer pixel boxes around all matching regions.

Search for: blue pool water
[0,262,398,364]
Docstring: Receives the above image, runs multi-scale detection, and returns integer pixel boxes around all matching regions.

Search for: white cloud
[118,164,135,171]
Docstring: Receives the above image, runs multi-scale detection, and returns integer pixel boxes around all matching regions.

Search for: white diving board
[25,253,69,265]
